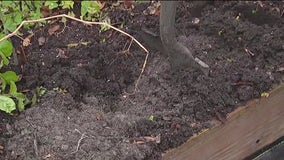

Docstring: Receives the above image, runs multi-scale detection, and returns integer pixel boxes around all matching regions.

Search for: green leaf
[0,34,13,57]
[12,92,26,99]
[0,51,10,65]
[0,95,16,114]
[0,1,16,8]
[61,1,74,9]
[2,71,19,83]
[37,86,47,97]
[13,92,29,111]
[0,59,3,69]
[17,97,25,112]
[0,74,7,91]
[28,8,42,20]
[100,17,111,32]
[31,94,37,106]
[9,81,17,94]
[3,13,22,32]
[80,1,88,18]
[81,1,101,19]
[45,1,59,10]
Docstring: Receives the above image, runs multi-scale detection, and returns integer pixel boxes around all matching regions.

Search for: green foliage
[0,34,13,65]
[81,1,101,20]
[44,1,59,10]
[0,1,44,32]
[0,35,29,114]
[0,0,112,113]
[61,1,74,9]
[0,1,110,33]
[80,0,111,32]
[0,95,16,114]
[31,86,47,106]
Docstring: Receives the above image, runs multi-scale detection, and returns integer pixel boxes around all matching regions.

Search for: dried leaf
[143,2,160,16]
[144,134,161,143]
[123,0,134,9]
[97,1,106,9]
[23,38,31,47]
[22,34,34,47]
[261,92,269,98]
[48,25,60,35]
[40,6,52,17]
[67,43,79,48]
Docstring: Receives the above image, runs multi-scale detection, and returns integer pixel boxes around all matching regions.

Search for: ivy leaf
[0,95,16,114]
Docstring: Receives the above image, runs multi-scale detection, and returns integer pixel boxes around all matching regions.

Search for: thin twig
[134,52,149,92]
[0,14,149,93]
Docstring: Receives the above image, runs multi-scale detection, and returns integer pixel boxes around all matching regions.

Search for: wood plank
[163,84,284,160]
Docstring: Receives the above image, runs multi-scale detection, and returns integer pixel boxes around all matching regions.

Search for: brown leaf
[48,25,60,35]
[40,6,52,17]
[143,2,160,16]
[22,33,34,47]
[123,0,134,9]
[97,1,106,9]
[144,134,161,143]
[23,38,31,47]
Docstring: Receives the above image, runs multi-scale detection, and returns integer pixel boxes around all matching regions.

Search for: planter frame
[163,84,284,160]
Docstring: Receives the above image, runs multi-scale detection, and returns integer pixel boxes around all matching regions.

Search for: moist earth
[1,1,284,160]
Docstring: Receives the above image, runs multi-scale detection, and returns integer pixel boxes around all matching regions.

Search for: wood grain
[163,84,284,160]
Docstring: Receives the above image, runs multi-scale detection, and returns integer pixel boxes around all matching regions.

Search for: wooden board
[162,84,284,160]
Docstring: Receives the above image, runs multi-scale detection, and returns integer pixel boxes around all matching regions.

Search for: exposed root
[70,129,88,154]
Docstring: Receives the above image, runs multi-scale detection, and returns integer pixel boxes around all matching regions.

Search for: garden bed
[0,1,283,159]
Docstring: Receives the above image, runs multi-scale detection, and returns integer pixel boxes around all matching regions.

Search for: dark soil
[1,1,284,160]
